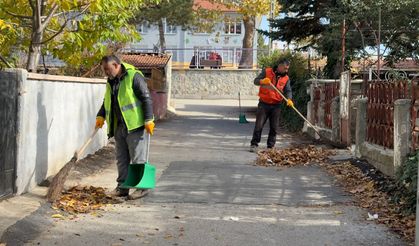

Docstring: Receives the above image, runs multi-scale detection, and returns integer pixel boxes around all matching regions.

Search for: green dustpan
[121,133,156,189]
[239,114,249,124]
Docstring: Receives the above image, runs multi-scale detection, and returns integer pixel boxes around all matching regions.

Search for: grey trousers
[114,124,147,187]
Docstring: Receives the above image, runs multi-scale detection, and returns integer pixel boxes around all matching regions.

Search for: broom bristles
[46,159,76,202]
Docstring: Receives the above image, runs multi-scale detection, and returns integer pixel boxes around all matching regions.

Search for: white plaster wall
[15,70,108,194]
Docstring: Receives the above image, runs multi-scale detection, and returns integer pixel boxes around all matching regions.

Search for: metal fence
[311,80,339,129]
[365,80,410,149]
[120,47,269,69]
[410,78,419,150]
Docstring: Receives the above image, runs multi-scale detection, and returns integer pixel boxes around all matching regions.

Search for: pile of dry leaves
[52,186,118,214]
[256,145,333,167]
[322,162,415,242]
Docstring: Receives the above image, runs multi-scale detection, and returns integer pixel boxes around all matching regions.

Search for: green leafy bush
[258,50,310,131]
[392,152,418,215]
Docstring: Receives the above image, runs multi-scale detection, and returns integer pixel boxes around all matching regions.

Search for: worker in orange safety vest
[250,59,294,152]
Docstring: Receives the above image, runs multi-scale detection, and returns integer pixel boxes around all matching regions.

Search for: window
[165,24,177,34]
[137,23,149,34]
[224,18,242,34]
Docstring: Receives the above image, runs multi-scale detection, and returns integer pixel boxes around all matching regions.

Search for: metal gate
[0,71,18,198]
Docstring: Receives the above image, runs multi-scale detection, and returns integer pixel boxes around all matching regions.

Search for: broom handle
[76,128,99,160]
[238,92,242,114]
[268,82,322,136]
[146,133,151,163]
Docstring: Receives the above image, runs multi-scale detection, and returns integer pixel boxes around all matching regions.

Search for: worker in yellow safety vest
[95,55,154,197]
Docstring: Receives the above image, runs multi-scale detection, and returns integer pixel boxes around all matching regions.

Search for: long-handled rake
[268,82,346,149]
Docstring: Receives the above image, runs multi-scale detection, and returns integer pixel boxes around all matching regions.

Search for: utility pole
[377,6,382,81]
[268,0,274,55]
[340,18,346,74]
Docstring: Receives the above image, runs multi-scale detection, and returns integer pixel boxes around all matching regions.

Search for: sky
[258,15,287,47]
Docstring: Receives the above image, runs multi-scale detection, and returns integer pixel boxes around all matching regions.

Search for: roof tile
[121,53,171,69]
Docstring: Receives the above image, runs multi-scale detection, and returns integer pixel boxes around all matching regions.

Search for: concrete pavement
[1,99,406,246]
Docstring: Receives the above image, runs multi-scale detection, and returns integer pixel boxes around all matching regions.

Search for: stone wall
[171,69,260,99]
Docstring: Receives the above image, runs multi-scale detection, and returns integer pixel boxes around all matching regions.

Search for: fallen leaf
[256,145,334,167]
[51,214,65,220]
[322,161,415,243]
[52,186,119,214]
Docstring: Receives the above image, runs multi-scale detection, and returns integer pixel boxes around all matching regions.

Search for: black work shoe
[250,145,258,153]
[110,187,129,197]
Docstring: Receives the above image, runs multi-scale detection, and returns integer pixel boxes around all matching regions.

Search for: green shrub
[258,50,310,131]
[392,152,418,215]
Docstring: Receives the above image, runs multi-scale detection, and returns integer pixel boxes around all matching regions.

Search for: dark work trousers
[114,123,147,189]
[250,101,281,148]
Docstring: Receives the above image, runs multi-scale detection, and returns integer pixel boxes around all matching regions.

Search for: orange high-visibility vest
[258,67,289,104]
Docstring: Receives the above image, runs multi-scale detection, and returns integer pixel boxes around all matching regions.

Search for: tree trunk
[27,0,44,72]
[158,19,166,52]
[27,32,43,72]
[239,16,255,69]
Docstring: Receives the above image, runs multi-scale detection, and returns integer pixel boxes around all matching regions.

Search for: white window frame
[224,18,242,35]
[165,23,177,34]
[137,22,149,34]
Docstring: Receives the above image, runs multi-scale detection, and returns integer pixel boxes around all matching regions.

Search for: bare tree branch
[35,3,91,44]
[35,0,42,29]
[0,55,13,68]
[40,3,58,30]
[37,18,68,44]
[4,9,32,19]
[81,63,100,77]
[51,3,91,18]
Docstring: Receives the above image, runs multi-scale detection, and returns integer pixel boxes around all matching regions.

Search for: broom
[46,129,99,202]
[268,82,347,149]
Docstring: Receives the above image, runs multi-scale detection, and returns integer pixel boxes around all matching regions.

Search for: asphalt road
[1,99,406,246]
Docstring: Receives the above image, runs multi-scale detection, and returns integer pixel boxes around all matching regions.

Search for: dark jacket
[254,68,293,104]
[97,64,153,137]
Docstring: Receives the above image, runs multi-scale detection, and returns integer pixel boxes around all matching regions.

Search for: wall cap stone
[28,73,106,84]
[394,98,411,105]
